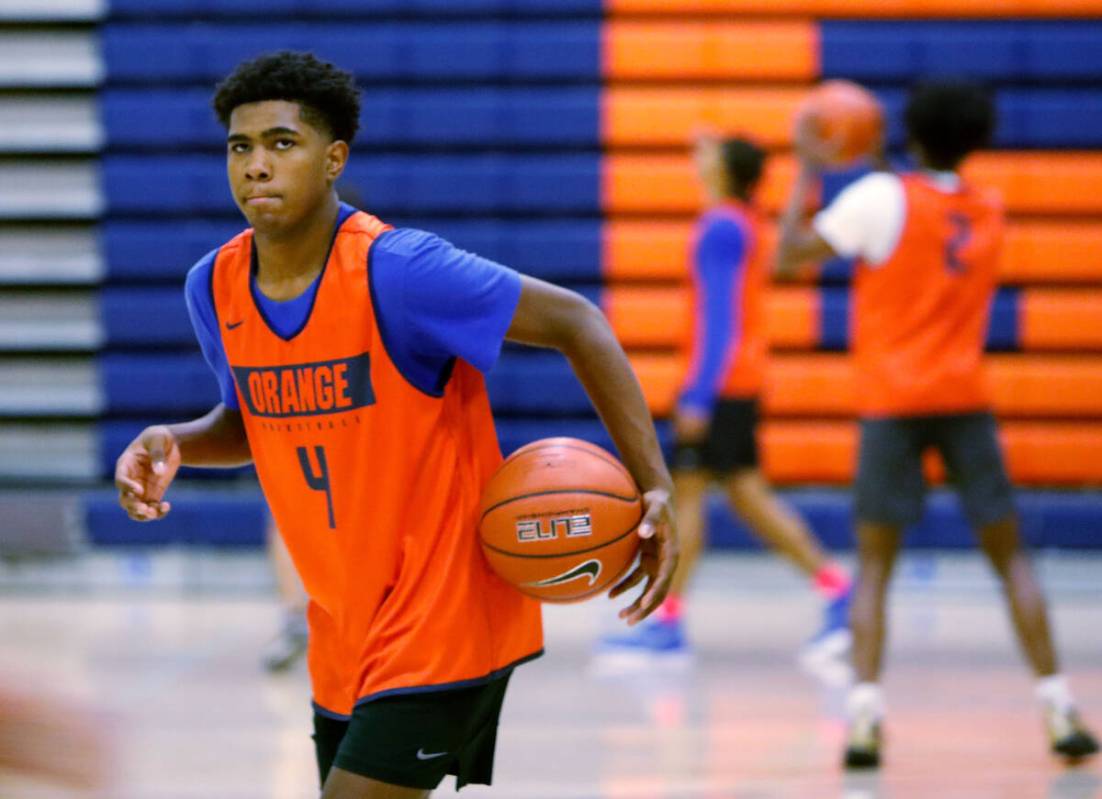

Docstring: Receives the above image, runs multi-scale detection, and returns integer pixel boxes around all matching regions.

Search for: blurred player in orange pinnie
[776,79,1098,769]
[115,51,677,799]
[599,133,852,665]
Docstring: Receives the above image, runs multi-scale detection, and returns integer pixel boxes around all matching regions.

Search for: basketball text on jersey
[231,353,374,417]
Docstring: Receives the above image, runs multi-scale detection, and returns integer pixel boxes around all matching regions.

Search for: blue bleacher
[108,0,602,18]
[102,154,601,215]
[79,486,1102,550]
[92,285,1024,352]
[102,24,601,84]
[102,219,603,282]
[103,88,600,150]
[821,22,1102,83]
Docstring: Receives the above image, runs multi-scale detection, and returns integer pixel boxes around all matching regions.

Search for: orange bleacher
[604,152,1102,215]
[629,353,1102,419]
[607,0,1102,18]
[604,220,1102,285]
[756,422,1102,484]
[603,22,818,81]
[604,285,1102,352]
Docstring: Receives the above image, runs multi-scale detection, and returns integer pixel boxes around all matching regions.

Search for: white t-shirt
[812,170,961,267]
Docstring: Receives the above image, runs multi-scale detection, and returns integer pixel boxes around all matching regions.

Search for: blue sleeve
[678,217,747,414]
[372,229,522,392]
[184,251,239,410]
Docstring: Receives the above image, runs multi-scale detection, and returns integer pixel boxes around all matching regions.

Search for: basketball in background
[479,438,642,603]
[796,80,884,166]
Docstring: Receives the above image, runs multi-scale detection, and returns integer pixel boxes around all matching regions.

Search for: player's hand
[793,112,841,170]
[674,407,710,443]
[608,487,679,625]
[115,425,181,522]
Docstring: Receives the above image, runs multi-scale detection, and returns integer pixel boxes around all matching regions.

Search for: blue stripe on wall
[821,22,1102,83]
[103,155,602,215]
[102,23,602,84]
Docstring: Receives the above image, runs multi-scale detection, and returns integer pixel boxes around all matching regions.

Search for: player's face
[693,137,724,196]
[226,100,347,232]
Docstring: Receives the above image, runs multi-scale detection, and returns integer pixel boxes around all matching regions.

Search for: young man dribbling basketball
[114,51,678,798]
[775,79,1098,768]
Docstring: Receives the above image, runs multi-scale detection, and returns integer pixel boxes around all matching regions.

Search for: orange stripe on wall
[602,285,818,350]
[608,0,1102,18]
[605,87,806,149]
[605,153,1102,215]
[603,22,817,81]
[1021,290,1102,350]
[604,220,1102,284]
[756,422,1102,484]
[964,153,1102,215]
[631,353,1102,418]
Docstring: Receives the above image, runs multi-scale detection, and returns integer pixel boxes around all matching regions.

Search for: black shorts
[672,398,760,475]
[312,673,512,791]
[856,411,1015,528]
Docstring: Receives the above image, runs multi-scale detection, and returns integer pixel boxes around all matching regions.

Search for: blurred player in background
[0,678,112,794]
[775,79,1099,768]
[261,516,309,672]
[115,51,677,799]
[599,134,852,663]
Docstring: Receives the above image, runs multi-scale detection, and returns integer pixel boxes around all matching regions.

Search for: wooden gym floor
[1,552,1100,799]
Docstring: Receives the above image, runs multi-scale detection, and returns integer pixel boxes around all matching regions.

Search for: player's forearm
[562,306,673,496]
[166,404,252,467]
[775,165,821,279]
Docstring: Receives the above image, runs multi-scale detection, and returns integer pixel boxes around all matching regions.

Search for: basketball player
[114,51,677,798]
[600,134,851,663]
[775,80,1098,767]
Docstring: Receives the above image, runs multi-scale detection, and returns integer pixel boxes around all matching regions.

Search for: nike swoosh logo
[524,558,602,588]
[416,748,449,761]
[225,320,244,330]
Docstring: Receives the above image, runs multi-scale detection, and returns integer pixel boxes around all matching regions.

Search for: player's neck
[253,195,341,290]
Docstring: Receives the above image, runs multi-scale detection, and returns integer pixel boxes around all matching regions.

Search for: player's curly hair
[720,137,766,199]
[212,51,360,144]
[905,80,995,171]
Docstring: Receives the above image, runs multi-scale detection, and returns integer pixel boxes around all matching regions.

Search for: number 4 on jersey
[297,445,336,529]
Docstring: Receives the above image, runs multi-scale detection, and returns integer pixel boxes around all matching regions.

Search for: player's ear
[325,140,349,183]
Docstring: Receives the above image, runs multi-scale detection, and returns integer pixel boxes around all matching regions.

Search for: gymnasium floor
[2,553,1100,799]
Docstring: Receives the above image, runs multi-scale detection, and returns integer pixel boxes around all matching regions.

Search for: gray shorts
[855,412,1015,528]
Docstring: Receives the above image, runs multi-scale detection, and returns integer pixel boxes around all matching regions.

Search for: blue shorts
[855,412,1015,528]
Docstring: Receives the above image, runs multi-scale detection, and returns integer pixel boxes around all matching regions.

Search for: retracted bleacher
[9,0,1098,550]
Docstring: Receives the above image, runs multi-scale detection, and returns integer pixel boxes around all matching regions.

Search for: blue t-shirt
[184,209,522,407]
[678,211,748,413]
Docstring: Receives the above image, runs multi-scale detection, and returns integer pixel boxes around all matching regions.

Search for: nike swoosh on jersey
[225,320,244,330]
[524,558,602,588]
[416,748,449,761]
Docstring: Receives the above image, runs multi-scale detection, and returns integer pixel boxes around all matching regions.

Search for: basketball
[479,438,642,603]
[796,80,884,166]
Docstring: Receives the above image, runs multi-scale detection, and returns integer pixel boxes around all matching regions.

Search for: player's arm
[676,218,744,442]
[116,255,250,522]
[506,276,678,624]
[774,117,839,280]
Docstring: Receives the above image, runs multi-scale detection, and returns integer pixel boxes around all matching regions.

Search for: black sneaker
[1046,706,1100,761]
[844,713,882,769]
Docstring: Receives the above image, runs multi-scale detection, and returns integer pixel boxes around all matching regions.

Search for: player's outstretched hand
[608,488,678,625]
[793,112,842,170]
[115,425,181,522]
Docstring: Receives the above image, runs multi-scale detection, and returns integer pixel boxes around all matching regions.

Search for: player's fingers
[115,474,144,496]
[620,575,656,624]
[608,566,645,599]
